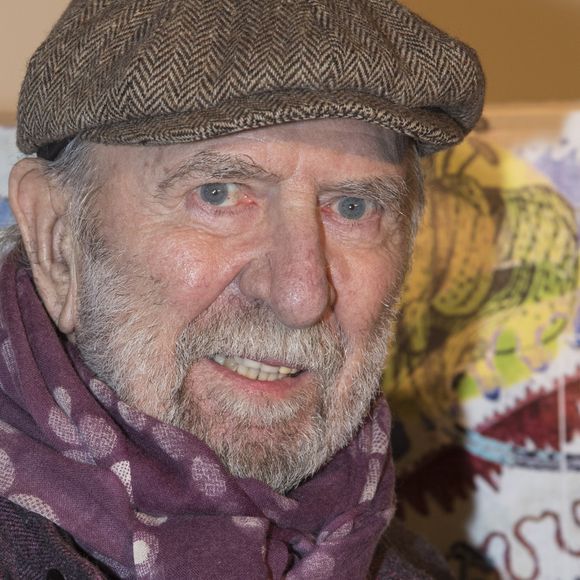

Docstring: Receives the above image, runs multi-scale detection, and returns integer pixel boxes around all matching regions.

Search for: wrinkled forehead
[92,119,410,178]
[223,119,409,162]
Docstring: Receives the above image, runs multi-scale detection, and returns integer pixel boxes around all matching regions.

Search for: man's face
[73,119,415,492]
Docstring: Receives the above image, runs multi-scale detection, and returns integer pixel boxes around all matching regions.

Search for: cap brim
[80,90,466,156]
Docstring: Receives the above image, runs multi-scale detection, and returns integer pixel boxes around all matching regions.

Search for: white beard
[74,242,396,493]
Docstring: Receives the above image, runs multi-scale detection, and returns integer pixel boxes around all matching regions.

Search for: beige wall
[404,0,580,104]
[0,2,69,122]
[1,0,579,121]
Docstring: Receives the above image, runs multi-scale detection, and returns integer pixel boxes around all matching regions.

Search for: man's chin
[172,358,322,431]
[165,360,334,492]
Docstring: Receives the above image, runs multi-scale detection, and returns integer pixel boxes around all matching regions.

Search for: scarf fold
[0,255,395,579]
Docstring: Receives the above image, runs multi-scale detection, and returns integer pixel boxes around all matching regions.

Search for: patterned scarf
[0,255,395,578]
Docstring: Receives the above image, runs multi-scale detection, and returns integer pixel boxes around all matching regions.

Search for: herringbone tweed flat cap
[17,0,485,157]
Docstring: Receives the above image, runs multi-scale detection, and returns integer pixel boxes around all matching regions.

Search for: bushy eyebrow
[155,150,279,197]
[320,176,408,214]
[156,150,407,213]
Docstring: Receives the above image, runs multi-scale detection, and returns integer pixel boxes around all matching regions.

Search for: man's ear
[8,158,78,335]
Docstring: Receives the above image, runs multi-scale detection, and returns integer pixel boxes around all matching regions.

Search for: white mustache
[175,299,347,378]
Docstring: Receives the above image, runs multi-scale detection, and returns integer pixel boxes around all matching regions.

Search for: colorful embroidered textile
[385,114,580,578]
[0,254,395,578]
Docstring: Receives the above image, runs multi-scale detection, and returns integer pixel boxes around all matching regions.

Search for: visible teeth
[234,356,260,369]
[259,363,281,373]
[236,366,259,380]
[224,358,237,371]
[211,355,300,381]
[233,365,248,378]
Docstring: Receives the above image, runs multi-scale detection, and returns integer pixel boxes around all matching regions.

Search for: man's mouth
[211,355,301,381]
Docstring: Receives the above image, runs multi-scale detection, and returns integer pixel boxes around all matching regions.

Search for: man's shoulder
[371,518,455,580]
[0,496,109,579]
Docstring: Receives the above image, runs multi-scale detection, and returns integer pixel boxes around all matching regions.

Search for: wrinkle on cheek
[96,183,148,250]
[330,247,399,333]
[149,238,244,313]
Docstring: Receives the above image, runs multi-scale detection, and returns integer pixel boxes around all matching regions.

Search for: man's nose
[238,201,334,328]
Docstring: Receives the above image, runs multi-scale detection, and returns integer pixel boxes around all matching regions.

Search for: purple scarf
[0,255,395,578]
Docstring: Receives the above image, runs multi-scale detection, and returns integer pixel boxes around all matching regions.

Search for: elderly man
[0,0,483,577]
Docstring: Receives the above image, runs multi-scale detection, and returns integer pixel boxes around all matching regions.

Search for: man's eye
[198,183,238,206]
[336,196,370,220]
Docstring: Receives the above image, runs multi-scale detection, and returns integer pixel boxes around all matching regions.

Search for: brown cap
[17,0,485,157]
